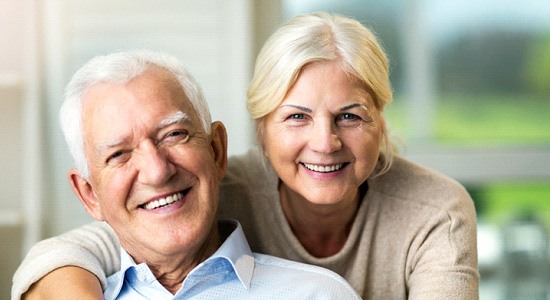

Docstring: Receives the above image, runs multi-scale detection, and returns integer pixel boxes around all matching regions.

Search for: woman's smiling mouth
[302,163,345,173]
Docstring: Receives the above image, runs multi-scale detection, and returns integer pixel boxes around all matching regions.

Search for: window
[282,1,550,298]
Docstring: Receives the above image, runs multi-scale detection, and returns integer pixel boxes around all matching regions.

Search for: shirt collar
[112,220,255,292]
[205,220,255,288]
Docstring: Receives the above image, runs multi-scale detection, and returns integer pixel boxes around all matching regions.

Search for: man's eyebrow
[97,137,126,153]
[97,111,190,153]
[157,111,189,129]
[279,104,312,113]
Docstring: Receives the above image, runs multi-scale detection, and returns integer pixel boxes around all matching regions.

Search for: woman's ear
[210,121,228,180]
[255,121,269,159]
[68,170,104,221]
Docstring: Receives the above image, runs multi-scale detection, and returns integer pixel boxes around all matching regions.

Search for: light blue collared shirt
[104,220,360,299]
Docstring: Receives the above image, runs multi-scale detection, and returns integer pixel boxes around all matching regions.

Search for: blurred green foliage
[479,182,550,229]
[525,34,550,95]
[435,94,550,145]
[367,6,550,227]
[386,94,550,145]
[386,96,550,227]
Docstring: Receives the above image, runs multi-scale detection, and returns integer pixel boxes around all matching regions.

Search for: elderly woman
[13,12,478,299]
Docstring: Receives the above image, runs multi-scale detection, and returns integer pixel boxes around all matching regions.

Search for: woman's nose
[308,120,342,153]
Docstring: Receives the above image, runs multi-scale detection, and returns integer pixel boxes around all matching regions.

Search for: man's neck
[131,223,221,295]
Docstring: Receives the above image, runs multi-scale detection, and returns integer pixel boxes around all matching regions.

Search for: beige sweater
[12,149,479,299]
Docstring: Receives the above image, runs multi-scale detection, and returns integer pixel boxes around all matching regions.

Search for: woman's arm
[407,188,479,299]
[22,267,102,300]
[12,221,120,299]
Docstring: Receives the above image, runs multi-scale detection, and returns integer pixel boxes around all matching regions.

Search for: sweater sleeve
[11,221,120,299]
[406,186,479,300]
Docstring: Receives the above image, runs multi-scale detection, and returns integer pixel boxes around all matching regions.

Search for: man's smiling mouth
[141,190,188,210]
[302,163,345,173]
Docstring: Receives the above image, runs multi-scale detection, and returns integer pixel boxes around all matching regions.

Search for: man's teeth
[303,163,344,173]
[143,192,183,210]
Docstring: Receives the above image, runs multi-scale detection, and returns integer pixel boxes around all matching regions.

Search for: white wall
[41,0,255,235]
[0,1,30,298]
[1,1,260,297]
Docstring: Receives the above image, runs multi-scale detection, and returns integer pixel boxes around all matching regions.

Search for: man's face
[70,67,227,264]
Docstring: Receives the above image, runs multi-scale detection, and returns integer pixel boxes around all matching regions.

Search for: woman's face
[263,61,383,206]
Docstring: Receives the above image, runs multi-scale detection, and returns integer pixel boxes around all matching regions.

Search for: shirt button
[137,271,146,282]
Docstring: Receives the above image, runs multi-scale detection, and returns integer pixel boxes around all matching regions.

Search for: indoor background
[1,0,549,299]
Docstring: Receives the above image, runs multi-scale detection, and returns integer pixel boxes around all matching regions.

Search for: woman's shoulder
[224,148,276,184]
[227,148,264,171]
[368,155,472,210]
[220,148,278,206]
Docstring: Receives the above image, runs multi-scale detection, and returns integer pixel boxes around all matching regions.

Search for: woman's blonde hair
[247,12,395,176]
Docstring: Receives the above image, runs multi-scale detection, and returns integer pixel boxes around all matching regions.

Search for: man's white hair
[60,50,212,178]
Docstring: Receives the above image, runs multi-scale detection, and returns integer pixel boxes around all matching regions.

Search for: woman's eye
[337,113,365,126]
[288,113,305,120]
[339,113,359,121]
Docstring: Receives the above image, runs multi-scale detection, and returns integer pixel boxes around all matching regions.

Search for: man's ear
[210,121,228,180]
[68,169,104,221]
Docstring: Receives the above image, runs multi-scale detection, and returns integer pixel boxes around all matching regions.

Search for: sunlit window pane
[283,1,550,299]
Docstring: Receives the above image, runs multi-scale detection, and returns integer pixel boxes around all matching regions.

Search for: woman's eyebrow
[280,104,312,113]
[340,103,368,111]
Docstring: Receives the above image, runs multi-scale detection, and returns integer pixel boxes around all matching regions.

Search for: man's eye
[111,151,124,159]
[106,150,128,164]
[167,130,187,138]
[163,130,190,144]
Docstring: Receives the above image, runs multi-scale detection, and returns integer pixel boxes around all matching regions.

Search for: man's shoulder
[250,253,361,298]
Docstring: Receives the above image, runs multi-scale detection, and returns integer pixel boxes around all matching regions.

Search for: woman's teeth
[143,192,183,210]
[303,163,344,173]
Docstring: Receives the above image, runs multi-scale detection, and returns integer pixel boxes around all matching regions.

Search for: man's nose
[136,141,177,186]
[308,120,342,153]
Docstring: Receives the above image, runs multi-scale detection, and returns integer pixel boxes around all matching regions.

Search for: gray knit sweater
[12,149,479,299]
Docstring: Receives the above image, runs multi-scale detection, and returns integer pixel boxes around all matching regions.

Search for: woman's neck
[279,184,361,258]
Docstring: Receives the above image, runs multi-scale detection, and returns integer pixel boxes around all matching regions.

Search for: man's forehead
[82,74,198,150]
[83,67,192,109]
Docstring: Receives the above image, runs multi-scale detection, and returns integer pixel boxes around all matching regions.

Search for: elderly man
[18,50,359,299]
